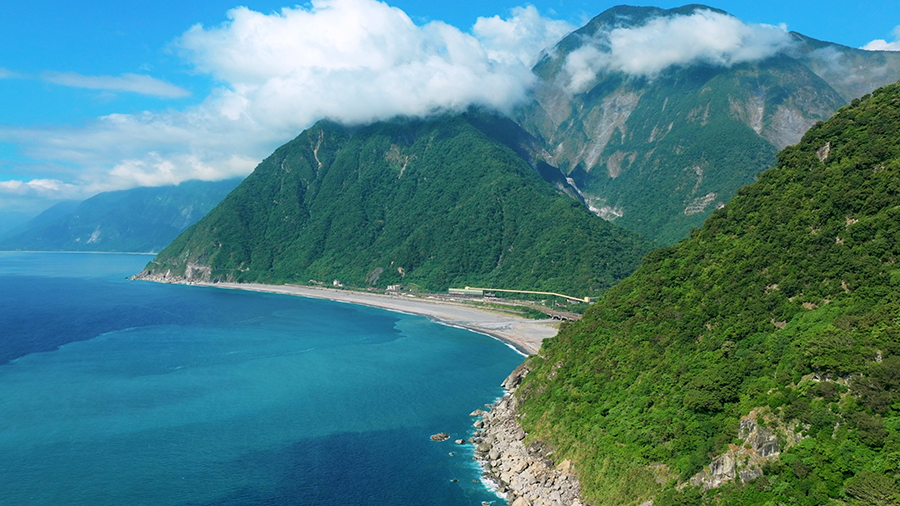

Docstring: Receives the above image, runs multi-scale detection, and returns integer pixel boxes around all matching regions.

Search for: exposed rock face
[131,262,214,284]
[472,365,585,506]
[512,5,900,244]
[689,409,806,490]
[816,141,832,162]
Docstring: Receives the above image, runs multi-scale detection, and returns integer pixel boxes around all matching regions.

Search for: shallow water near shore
[0,252,520,505]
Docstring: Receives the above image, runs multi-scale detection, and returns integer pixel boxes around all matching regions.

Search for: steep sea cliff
[473,365,585,506]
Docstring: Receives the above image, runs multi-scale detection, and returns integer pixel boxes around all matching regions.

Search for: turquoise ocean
[0,252,522,505]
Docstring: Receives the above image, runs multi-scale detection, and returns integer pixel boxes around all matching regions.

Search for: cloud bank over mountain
[564,9,794,92]
[473,5,575,67]
[176,1,548,127]
[862,26,900,51]
[1,0,572,203]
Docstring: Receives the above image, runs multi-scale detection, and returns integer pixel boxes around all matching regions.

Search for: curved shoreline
[132,278,580,504]
[163,281,560,355]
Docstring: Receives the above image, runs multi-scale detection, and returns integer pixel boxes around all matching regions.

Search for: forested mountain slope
[0,179,242,253]
[517,5,900,244]
[136,112,654,297]
[516,82,900,505]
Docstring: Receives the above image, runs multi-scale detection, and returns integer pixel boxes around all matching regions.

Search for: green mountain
[514,82,900,504]
[135,112,654,297]
[0,179,242,253]
[517,5,900,245]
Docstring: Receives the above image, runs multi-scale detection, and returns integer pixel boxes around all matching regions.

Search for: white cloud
[0,178,90,215]
[862,26,900,51]
[0,68,16,79]
[564,9,795,92]
[101,152,256,191]
[2,0,566,202]
[0,106,262,193]
[473,5,575,66]
[42,72,190,98]
[0,178,81,198]
[175,0,539,127]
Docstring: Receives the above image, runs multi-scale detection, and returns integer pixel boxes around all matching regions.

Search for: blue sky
[2,0,899,218]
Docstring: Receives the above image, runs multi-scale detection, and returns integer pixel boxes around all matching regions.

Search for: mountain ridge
[135,111,654,297]
[0,179,242,253]
[513,80,900,505]
[517,4,900,244]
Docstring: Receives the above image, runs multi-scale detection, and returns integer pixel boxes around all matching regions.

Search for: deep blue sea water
[0,252,522,505]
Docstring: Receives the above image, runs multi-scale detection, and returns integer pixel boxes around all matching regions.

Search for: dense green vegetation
[0,179,242,253]
[518,4,900,245]
[517,82,900,504]
[571,62,788,244]
[141,112,654,297]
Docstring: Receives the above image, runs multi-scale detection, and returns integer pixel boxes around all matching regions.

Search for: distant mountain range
[135,112,654,297]
[0,179,242,253]
[516,5,900,243]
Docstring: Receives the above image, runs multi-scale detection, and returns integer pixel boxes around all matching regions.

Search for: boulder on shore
[472,367,585,506]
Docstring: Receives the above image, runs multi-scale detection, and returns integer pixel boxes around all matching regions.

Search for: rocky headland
[469,364,810,506]
[471,364,585,506]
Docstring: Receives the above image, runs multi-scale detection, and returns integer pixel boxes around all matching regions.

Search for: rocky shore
[471,365,585,506]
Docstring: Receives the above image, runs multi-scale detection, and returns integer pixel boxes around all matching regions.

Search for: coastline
[130,276,583,504]
[174,282,559,355]
[473,365,585,506]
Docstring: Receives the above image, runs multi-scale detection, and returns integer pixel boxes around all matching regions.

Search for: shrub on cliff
[517,82,900,505]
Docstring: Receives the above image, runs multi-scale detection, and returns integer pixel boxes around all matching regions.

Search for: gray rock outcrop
[689,408,806,490]
[472,365,585,506]
[131,262,214,284]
